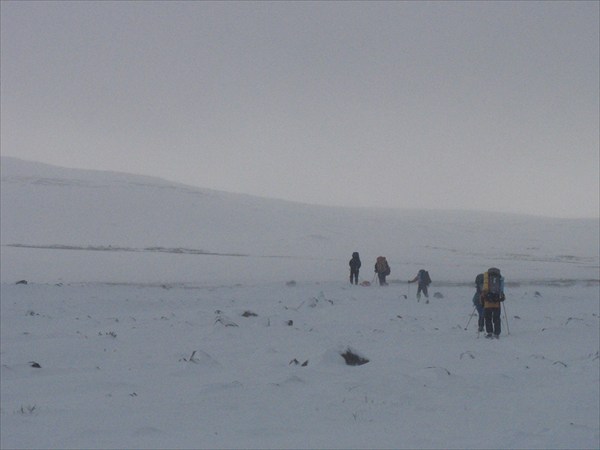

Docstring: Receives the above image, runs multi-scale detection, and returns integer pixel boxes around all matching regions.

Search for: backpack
[375,257,390,276]
[419,270,431,286]
[483,268,504,302]
[475,273,484,293]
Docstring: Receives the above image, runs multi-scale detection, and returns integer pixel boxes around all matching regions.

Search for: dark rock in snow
[241,311,258,317]
[289,358,308,366]
[16,280,28,285]
[340,348,369,366]
[433,292,444,299]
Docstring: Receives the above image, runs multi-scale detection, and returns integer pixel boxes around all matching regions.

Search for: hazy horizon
[4,155,599,220]
[2,1,598,218]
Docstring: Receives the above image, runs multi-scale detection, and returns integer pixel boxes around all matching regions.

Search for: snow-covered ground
[1,156,599,449]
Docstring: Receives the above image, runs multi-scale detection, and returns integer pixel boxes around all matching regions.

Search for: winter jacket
[481,291,505,308]
[410,270,431,286]
[349,253,361,271]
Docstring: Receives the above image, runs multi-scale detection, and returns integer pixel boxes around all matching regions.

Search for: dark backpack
[419,270,431,286]
[484,268,504,302]
[375,257,390,276]
[475,273,484,293]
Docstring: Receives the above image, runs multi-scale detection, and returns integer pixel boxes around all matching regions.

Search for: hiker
[374,256,391,286]
[408,269,431,302]
[349,252,361,285]
[473,273,485,332]
[480,267,505,338]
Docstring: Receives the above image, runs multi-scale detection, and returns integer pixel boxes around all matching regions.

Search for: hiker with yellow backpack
[480,267,505,339]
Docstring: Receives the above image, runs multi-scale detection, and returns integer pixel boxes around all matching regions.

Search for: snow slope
[1,156,599,449]
[2,156,597,285]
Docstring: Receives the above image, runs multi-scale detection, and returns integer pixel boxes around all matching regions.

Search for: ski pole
[464,305,477,330]
[502,302,510,335]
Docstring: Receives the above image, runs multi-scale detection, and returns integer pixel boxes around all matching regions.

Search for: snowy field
[1,157,599,449]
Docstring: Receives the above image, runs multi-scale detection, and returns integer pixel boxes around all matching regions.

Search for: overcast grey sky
[1,1,598,218]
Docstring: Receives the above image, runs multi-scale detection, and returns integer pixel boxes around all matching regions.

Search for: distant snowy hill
[1,156,598,284]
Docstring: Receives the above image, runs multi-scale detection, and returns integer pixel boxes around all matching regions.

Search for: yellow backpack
[483,268,504,302]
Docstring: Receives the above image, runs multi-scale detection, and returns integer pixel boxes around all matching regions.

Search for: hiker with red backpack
[480,267,505,339]
[374,256,391,286]
[408,269,432,303]
[349,252,361,285]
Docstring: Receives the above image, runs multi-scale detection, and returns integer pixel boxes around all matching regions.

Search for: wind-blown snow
[1,156,598,449]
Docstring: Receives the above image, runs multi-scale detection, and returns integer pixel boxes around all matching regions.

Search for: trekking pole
[372,272,377,285]
[464,305,477,330]
[502,302,510,335]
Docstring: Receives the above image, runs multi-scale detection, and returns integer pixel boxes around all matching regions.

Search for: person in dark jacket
[408,269,431,303]
[472,273,485,332]
[349,252,361,285]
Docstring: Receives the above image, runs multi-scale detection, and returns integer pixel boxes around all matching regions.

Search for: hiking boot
[485,333,493,339]
[478,327,484,332]
[494,334,500,339]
